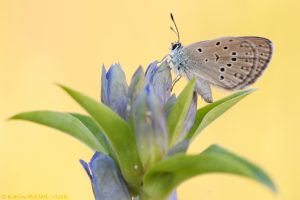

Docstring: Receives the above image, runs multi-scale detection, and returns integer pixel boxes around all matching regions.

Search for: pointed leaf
[178,92,197,141]
[58,84,143,189]
[69,113,107,143]
[187,89,255,140]
[69,113,117,159]
[143,144,276,199]
[9,111,107,153]
[167,80,195,146]
[163,94,177,117]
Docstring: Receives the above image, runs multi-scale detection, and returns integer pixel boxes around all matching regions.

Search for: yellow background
[0,0,298,199]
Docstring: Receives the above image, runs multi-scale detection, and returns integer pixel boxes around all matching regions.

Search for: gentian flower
[12,60,276,200]
[81,61,198,199]
[101,61,197,140]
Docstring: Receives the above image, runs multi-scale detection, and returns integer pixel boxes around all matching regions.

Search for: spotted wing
[182,36,273,90]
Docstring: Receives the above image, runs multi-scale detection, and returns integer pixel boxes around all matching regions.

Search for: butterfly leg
[171,74,182,91]
[158,54,169,64]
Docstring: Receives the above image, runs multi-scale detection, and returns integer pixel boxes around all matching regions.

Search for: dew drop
[126,105,131,111]
[134,165,139,170]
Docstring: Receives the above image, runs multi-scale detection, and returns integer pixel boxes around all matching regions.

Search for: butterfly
[166,13,273,103]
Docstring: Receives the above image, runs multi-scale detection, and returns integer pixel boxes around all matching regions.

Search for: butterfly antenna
[170,13,180,43]
[170,26,177,36]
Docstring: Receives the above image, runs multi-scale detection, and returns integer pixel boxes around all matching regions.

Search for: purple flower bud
[128,66,146,108]
[101,64,128,120]
[101,65,108,105]
[132,85,169,169]
[145,61,172,105]
[80,152,131,200]
[145,61,158,82]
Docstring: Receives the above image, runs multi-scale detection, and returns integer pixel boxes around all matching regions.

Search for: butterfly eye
[171,43,181,50]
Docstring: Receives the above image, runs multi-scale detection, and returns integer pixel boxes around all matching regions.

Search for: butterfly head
[171,42,182,51]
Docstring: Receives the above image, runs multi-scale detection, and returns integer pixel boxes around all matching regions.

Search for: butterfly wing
[182,36,273,90]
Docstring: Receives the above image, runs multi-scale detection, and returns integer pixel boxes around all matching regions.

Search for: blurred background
[0,0,298,199]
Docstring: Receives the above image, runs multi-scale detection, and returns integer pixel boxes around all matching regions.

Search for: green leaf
[69,113,106,141]
[187,89,255,140]
[167,79,195,146]
[143,144,276,199]
[9,111,107,153]
[69,113,115,156]
[58,84,143,189]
